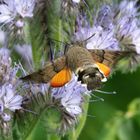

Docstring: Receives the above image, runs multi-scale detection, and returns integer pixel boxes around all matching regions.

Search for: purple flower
[51,74,88,116]
[0,0,36,28]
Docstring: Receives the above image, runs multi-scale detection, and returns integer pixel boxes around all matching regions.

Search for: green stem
[23,21,31,44]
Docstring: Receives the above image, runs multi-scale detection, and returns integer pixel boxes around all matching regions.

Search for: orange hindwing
[96,62,111,77]
[50,67,72,87]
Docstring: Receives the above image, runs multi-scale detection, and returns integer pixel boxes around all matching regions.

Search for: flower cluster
[51,74,88,116]
[0,0,36,27]
[74,26,119,50]
[0,0,36,38]
[114,0,140,53]
[74,4,118,50]
[74,0,140,70]
[0,48,23,122]
[18,74,89,133]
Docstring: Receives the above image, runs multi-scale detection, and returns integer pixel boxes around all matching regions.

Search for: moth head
[76,64,107,90]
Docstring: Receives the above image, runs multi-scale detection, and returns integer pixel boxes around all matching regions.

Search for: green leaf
[96,98,140,140]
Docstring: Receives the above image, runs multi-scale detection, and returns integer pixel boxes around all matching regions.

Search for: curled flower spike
[85,27,119,50]
[74,0,140,72]
[95,5,114,31]
[74,6,119,51]
[74,26,119,51]
[113,0,140,70]
[115,1,140,52]
[0,1,16,25]
[0,48,23,123]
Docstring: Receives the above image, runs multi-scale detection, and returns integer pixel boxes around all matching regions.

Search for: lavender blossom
[74,0,140,71]
[74,25,119,50]
[0,48,23,122]
[114,0,140,54]
[14,0,36,18]
[3,84,23,111]
[95,5,114,31]
[112,0,140,71]
[0,0,36,28]
[51,74,88,116]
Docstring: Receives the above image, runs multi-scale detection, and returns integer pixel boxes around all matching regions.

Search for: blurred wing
[88,49,127,68]
[20,56,66,83]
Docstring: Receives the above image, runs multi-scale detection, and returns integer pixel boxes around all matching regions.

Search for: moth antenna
[82,33,95,43]
[49,44,54,61]
[64,44,69,54]
[95,89,117,94]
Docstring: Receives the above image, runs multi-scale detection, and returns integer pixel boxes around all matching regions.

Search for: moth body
[21,44,125,90]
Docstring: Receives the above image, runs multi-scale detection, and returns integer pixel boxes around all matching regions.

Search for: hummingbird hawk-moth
[20,44,128,90]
